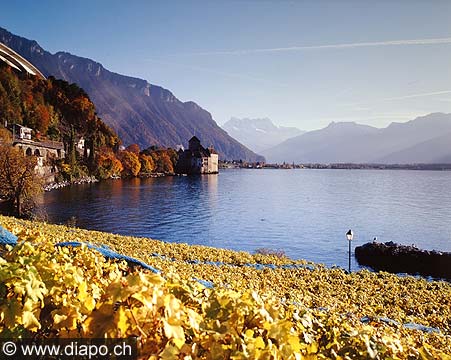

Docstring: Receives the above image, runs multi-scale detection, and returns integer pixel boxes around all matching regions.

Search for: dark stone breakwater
[355,241,451,280]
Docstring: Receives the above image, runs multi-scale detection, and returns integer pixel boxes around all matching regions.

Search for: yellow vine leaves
[1,215,451,358]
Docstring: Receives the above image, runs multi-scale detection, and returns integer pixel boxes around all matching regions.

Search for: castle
[176,136,219,174]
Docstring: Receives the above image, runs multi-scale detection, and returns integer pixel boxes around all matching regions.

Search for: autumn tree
[156,151,174,173]
[0,64,121,182]
[0,144,43,217]
[150,150,176,173]
[0,127,12,144]
[119,151,141,177]
[0,65,22,126]
[34,104,51,134]
[166,148,179,167]
[96,148,123,179]
[126,143,140,154]
[139,153,155,174]
[141,147,178,174]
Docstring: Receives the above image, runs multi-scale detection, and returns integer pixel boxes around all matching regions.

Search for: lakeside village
[0,118,219,217]
[4,124,220,185]
[223,161,451,171]
[6,121,450,191]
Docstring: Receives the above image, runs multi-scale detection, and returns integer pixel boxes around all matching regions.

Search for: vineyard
[0,214,450,359]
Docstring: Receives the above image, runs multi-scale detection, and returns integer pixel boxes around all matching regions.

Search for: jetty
[355,241,451,280]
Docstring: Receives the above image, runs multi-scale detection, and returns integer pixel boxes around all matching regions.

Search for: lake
[36,169,451,269]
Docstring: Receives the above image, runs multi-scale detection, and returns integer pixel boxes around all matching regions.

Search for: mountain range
[262,113,451,164]
[0,26,263,162]
[2,27,450,165]
[222,117,304,153]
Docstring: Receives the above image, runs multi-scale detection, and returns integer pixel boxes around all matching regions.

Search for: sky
[2,0,451,131]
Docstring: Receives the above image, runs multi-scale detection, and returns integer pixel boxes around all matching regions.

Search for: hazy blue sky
[2,1,451,130]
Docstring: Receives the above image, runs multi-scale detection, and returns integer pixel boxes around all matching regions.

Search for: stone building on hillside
[5,125,65,181]
[176,136,219,174]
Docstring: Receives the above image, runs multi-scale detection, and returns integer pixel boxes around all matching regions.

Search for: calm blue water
[37,169,451,269]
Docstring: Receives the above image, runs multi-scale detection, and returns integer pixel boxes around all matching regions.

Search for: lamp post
[346,229,354,273]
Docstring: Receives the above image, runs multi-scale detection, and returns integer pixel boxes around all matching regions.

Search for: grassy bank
[1,215,450,358]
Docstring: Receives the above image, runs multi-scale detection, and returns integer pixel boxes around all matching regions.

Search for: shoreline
[43,172,179,192]
[222,163,451,171]
[44,176,99,191]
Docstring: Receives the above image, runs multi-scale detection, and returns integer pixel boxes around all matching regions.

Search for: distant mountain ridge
[262,113,451,164]
[222,117,304,153]
[0,26,263,162]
